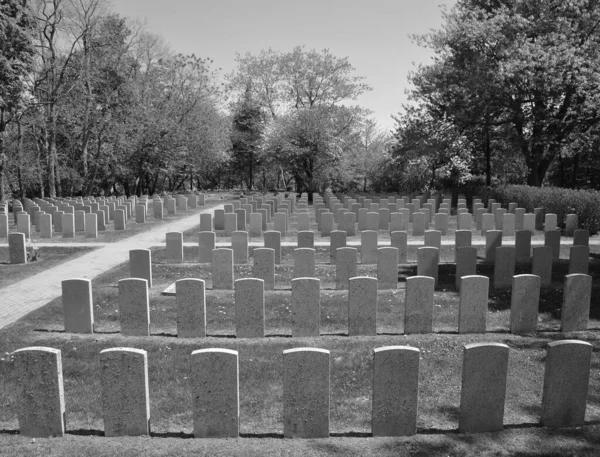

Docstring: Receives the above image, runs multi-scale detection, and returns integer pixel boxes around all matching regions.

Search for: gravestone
[532,246,553,286]
[514,208,525,231]
[283,348,330,438]
[249,213,263,237]
[544,230,561,261]
[8,232,26,264]
[321,212,334,236]
[235,278,265,338]
[152,200,164,219]
[565,214,578,236]
[372,346,419,436]
[235,208,246,231]
[573,229,589,246]
[166,232,184,263]
[119,278,150,336]
[502,213,515,236]
[544,213,557,231]
[366,212,379,231]
[176,278,206,338]
[493,246,516,289]
[434,212,448,235]
[459,343,509,433]
[568,245,589,274]
[61,278,94,334]
[485,230,502,262]
[361,230,378,264]
[274,212,286,236]
[424,230,441,250]
[200,213,212,231]
[292,277,320,337]
[212,249,234,290]
[458,275,488,333]
[62,213,75,238]
[224,213,237,237]
[264,230,281,264]
[390,231,408,264]
[412,212,426,236]
[404,276,434,334]
[348,277,378,336]
[114,209,125,230]
[561,273,592,332]
[294,248,316,278]
[456,246,477,290]
[252,248,275,290]
[377,247,398,290]
[336,247,358,290]
[534,207,545,230]
[481,213,495,235]
[85,213,97,238]
[100,348,150,436]
[458,213,472,230]
[190,348,239,438]
[232,231,249,264]
[198,231,216,263]
[297,212,310,231]
[297,230,315,248]
[417,247,439,286]
[330,230,347,265]
[14,347,65,437]
[515,230,532,263]
[17,213,30,239]
[454,230,472,263]
[40,213,53,238]
[541,340,592,428]
[510,274,540,334]
[214,209,225,230]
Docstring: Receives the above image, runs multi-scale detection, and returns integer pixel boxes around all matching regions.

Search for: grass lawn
[0,242,599,456]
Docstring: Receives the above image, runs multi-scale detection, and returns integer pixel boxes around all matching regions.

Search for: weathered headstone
[509,274,540,334]
[198,231,216,263]
[459,343,509,433]
[14,347,65,437]
[515,230,532,263]
[176,278,206,338]
[541,340,592,428]
[565,214,578,236]
[294,248,316,278]
[214,209,225,230]
[434,212,448,235]
[200,213,213,231]
[330,230,347,265]
[8,232,26,264]
[190,348,239,438]
[377,247,398,290]
[485,230,502,262]
[61,278,94,334]
[372,346,419,436]
[232,231,249,264]
[404,276,434,334]
[544,213,557,231]
[235,278,265,338]
[390,231,408,264]
[264,230,281,264]
[100,348,150,436]
[493,246,516,289]
[118,278,150,336]
[573,229,589,246]
[114,209,125,230]
[534,207,545,230]
[544,230,561,261]
[348,276,378,336]
[568,245,589,275]
[252,248,275,290]
[212,249,234,290]
[561,273,592,332]
[336,247,358,290]
[412,212,426,236]
[532,246,553,286]
[456,246,477,290]
[297,230,315,248]
[458,275,488,333]
[361,230,378,264]
[417,247,439,286]
[166,231,184,263]
[283,348,330,438]
[292,277,320,337]
[224,213,237,237]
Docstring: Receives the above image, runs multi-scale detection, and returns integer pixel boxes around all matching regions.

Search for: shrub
[488,185,600,235]
[26,240,40,262]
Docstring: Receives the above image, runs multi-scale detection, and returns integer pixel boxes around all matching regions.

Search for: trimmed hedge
[487,185,600,235]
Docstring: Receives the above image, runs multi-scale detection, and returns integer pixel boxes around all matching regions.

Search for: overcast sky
[111,0,455,131]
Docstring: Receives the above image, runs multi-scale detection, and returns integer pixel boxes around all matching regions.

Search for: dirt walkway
[0,205,222,330]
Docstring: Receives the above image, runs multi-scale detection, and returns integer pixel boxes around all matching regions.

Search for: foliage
[489,184,600,235]
[25,239,40,262]
[407,0,600,187]
[229,46,372,193]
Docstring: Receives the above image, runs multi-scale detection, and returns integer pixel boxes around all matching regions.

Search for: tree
[230,83,265,190]
[229,46,372,192]
[409,0,600,186]
[0,0,36,201]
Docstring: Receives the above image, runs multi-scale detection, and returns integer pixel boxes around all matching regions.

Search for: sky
[111,0,455,132]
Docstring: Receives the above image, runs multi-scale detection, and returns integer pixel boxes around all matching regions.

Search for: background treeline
[2,0,600,200]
